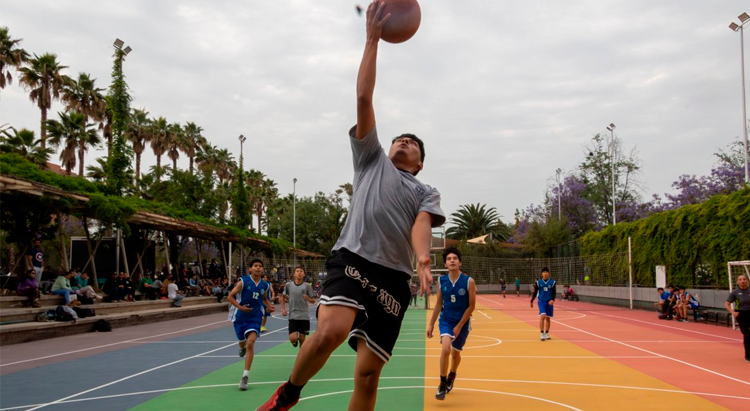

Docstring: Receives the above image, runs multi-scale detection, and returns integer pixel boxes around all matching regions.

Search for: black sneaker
[256,383,300,411]
[292,340,298,348]
[446,374,456,393]
[435,383,447,400]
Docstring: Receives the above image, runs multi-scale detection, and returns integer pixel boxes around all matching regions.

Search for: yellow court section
[421,302,730,411]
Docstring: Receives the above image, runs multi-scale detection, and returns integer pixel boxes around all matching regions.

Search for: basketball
[380,0,421,44]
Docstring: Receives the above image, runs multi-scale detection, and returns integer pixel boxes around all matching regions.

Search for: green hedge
[581,188,750,287]
[0,153,293,254]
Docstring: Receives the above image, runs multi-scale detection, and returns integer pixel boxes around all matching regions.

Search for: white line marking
[591,311,742,342]
[0,319,230,367]
[476,310,492,319]
[198,354,661,359]
[21,326,289,411]
[298,386,584,411]
[553,320,750,386]
[3,376,747,410]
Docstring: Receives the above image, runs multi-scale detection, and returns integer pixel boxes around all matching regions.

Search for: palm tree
[195,142,216,178]
[0,26,30,89]
[127,108,150,180]
[214,148,235,185]
[46,111,101,176]
[0,127,53,166]
[62,72,106,125]
[149,116,169,179]
[18,53,73,148]
[166,122,183,171]
[86,157,108,182]
[446,203,510,241]
[182,122,204,174]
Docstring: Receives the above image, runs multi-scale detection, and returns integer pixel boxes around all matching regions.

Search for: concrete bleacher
[0,294,228,346]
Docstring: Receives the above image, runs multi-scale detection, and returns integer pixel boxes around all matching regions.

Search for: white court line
[298,386,584,411]
[476,310,492,319]
[0,319,229,368]
[199,354,661,359]
[21,326,288,411]
[3,375,748,411]
[495,340,740,344]
[591,311,742,342]
[553,320,750,387]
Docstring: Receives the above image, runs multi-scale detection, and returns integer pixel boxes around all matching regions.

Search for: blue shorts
[538,300,554,317]
[439,318,471,351]
[689,301,700,309]
[233,319,261,341]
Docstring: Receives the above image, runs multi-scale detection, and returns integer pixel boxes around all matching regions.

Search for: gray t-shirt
[284,281,315,320]
[727,287,750,311]
[333,125,446,275]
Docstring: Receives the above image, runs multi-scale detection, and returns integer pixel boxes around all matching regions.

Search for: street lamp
[729,12,750,184]
[112,37,133,274]
[606,123,617,225]
[293,178,297,259]
[555,168,562,220]
[238,135,246,267]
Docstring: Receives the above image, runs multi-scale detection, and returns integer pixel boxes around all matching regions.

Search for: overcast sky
[2,0,748,228]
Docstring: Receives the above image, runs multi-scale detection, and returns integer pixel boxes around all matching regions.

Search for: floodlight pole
[607,124,617,225]
[293,178,297,263]
[555,168,562,220]
[729,13,750,184]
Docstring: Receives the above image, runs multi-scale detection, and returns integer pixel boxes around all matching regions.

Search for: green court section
[129,310,426,411]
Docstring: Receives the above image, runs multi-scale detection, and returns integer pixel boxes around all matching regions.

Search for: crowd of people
[654,285,702,322]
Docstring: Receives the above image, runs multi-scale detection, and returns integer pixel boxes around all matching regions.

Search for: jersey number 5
[450,295,456,303]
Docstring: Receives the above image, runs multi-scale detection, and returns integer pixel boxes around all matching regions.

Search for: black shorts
[319,249,411,363]
[288,319,311,335]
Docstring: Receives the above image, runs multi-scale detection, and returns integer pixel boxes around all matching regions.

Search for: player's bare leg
[349,338,386,411]
[436,335,452,399]
[289,304,357,385]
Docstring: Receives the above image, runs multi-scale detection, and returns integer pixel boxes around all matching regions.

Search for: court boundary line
[3,375,748,411]
[21,326,288,411]
[591,311,742,342]
[0,319,229,368]
[553,320,750,387]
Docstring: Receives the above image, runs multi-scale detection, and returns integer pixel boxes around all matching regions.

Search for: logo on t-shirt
[458,288,466,296]
[415,185,425,196]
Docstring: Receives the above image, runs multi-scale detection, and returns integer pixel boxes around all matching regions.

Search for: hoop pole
[628,237,633,310]
[728,262,736,330]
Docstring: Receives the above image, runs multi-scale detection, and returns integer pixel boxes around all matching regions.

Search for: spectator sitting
[167,278,184,307]
[120,272,135,302]
[17,269,41,307]
[103,272,124,302]
[200,278,213,296]
[188,275,201,296]
[74,272,102,302]
[51,270,80,306]
[562,285,579,301]
[161,275,174,299]
[138,272,154,299]
[147,275,163,300]
[655,287,671,319]
[675,286,699,322]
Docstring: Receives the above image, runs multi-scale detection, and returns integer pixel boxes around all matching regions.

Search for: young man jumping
[228,259,275,391]
[255,2,445,410]
[530,267,556,341]
[281,266,316,348]
[427,247,476,400]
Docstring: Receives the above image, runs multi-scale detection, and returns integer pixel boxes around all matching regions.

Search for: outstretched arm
[356,1,391,139]
[412,211,433,296]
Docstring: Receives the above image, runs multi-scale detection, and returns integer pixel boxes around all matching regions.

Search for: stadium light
[113,38,124,49]
[728,12,750,184]
[293,178,298,259]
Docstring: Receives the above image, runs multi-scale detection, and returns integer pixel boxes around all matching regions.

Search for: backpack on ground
[55,305,78,322]
[44,309,58,321]
[35,312,50,322]
[92,319,112,332]
[72,307,96,318]
[79,296,95,305]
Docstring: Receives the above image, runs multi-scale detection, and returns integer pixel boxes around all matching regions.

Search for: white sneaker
[540,332,545,341]
[545,333,551,340]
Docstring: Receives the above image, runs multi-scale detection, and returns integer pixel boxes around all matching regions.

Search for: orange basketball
[380,0,421,44]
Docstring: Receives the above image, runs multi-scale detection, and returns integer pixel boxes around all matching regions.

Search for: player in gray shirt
[281,266,316,348]
[256,3,445,410]
[725,273,750,362]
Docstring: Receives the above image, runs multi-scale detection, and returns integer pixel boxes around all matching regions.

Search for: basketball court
[1,294,747,411]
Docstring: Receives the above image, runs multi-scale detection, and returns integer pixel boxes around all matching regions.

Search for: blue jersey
[440,273,471,323]
[536,278,556,301]
[229,275,269,323]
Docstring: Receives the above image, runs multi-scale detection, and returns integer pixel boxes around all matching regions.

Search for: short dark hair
[657,287,664,291]
[391,133,425,162]
[249,258,264,268]
[442,246,462,263]
[295,266,306,272]
[678,286,685,291]
[541,267,550,274]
